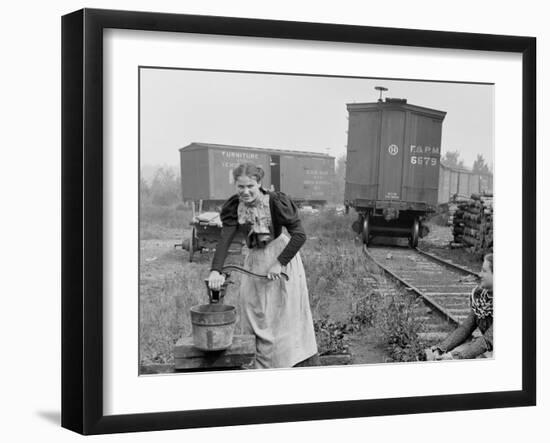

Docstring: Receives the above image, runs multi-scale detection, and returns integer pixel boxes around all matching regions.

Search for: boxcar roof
[346,100,447,119]
[179,142,335,159]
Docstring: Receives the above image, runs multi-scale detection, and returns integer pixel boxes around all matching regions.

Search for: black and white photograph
[3,0,545,440]
[138,68,495,374]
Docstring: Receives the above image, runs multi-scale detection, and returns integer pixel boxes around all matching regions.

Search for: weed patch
[377,291,428,362]
[313,318,353,355]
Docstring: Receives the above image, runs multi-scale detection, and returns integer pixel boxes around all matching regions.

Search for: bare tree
[472,154,490,174]
[441,150,465,169]
[140,176,151,200]
[150,167,181,206]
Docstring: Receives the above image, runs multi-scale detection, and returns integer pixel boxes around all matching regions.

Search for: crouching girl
[425,253,493,360]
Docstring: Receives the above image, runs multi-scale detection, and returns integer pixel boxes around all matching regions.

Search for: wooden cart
[177,200,245,262]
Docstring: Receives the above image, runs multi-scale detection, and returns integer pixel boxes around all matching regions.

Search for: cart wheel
[189,227,197,262]
[409,219,419,248]
[361,215,371,245]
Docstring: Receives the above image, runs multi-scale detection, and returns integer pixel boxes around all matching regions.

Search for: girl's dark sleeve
[210,195,239,273]
[272,192,306,266]
[436,310,477,353]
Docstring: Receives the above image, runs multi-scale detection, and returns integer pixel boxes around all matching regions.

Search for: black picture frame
[61,8,536,435]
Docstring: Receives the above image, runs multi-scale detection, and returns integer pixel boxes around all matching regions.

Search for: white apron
[239,234,318,369]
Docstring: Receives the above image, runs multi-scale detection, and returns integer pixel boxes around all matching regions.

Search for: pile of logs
[451,194,493,255]
[447,202,458,226]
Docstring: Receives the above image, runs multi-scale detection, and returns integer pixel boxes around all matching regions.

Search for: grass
[139,249,243,366]
[300,211,367,320]
[140,201,194,240]
[140,265,202,364]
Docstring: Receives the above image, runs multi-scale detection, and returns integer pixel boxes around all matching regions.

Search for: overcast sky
[140,68,493,172]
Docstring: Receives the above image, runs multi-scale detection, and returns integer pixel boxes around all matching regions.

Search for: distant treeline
[440,150,493,174]
[141,167,181,207]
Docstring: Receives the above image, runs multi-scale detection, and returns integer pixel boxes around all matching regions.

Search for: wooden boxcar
[344,98,446,247]
[438,164,493,203]
[180,143,335,208]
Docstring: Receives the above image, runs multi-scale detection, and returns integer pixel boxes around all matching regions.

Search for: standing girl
[208,163,318,369]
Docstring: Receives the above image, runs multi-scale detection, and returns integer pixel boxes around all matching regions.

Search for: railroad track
[363,244,480,342]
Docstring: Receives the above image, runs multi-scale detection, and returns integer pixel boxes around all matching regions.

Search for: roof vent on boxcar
[374,86,388,102]
[385,98,408,104]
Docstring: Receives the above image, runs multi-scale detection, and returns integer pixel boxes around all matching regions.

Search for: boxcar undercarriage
[351,203,432,248]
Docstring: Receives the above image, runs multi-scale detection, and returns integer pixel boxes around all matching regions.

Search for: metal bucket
[190,304,237,351]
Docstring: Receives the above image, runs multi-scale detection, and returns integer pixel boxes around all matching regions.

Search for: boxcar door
[402,113,443,207]
[280,155,303,200]
[378,109,406,201]
[270,155,280,192]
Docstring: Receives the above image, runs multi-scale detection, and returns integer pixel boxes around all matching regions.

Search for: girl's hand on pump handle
[208,270,225,291]
[266,261,283,280]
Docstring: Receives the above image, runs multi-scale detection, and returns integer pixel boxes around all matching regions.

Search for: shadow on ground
[36,410,60,426]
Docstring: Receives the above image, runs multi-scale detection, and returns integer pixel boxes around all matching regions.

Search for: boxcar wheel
[409,219,419,248]
[361,215,371,245]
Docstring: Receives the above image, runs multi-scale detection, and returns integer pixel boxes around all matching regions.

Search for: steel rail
[414,247,480,278]
[363,245,461,326]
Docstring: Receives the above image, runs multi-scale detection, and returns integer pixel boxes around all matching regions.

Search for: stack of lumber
[451,194,493,254]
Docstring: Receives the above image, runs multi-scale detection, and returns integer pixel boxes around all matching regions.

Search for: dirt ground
[419,222,484,273]
[140,237,187,291]
[348,328,390,364]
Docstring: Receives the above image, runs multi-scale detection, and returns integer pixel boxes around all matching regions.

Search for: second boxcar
[438,163,493,203]
[344,98,446,246]
[180,143,335,209]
